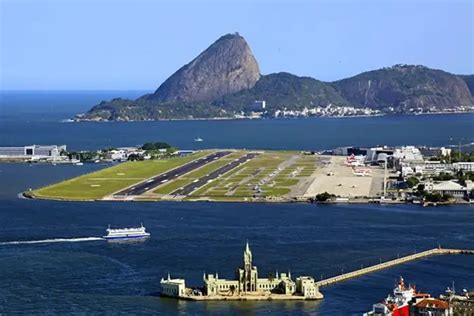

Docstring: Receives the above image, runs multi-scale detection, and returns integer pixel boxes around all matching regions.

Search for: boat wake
[0,237,104,245]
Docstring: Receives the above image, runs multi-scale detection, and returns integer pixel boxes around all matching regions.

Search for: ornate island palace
[160,242,323,301]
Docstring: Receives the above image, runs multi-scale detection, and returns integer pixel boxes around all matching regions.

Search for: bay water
[0,91,473,314]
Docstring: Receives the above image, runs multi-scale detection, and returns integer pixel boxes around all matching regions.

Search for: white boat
[194,137,203,142]
[103,224,150,240]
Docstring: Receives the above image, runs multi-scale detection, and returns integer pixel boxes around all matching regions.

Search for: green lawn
[30,151,210,200]
[30,150,320,202]
[153,152,244,195]
[189,152,306,199]
[263,186,291,196]
[153,178,191,195]
[273,178,299,187]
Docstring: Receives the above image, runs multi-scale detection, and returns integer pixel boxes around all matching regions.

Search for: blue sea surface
[0,91,473,314]
[1,91,473,151]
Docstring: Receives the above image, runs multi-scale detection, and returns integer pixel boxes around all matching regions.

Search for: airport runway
[172,152,258,196]
[115,151,231,196]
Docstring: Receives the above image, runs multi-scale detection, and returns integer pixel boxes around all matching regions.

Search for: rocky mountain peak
[333,64,473,110]
[80,36,473,121]
[148,33,261,103]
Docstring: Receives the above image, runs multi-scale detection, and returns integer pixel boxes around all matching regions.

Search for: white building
[440,147,451,157]
[421,161,453,176]
[405,161,473,178]
[425,180,473,198]
[365,147,394,164]
[453,162,474,172]
[106,147,145,161]
[107,149,127,161]
[405,162,453,177]
[0,145,66,158]
[296,276,320,299]
[393,146,424,163]
[0,145,67,161]
[401,166,415,177]
[160,274,186,298]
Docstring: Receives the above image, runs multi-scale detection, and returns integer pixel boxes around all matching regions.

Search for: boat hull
[392,305,409,316]
[103,234,150,240]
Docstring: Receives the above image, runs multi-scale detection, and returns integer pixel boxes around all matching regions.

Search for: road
[172,153,258,196]
[115,151,231,196]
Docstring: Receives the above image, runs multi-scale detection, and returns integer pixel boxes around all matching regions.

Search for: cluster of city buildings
[333,145,474,201]
[390,146,473,200]
[160,242,322,300]
[106,147,190,161]
[403,105,474,115]
[273,104,382,118]
[233,100,383,119]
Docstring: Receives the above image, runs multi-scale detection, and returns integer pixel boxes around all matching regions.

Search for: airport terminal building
[0,145,66,160]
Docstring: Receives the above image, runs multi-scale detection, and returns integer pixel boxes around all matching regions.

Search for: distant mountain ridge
[332,65,473,112]
[214,72,350,112]
[459,75,474,96]
[79,33,474,121]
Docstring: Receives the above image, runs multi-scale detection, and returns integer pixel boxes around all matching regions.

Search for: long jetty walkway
[316,247,474,287]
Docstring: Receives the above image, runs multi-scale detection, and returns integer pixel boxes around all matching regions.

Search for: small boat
[103,224,150,241]
[75,162,84,166]
[194,137,203,142]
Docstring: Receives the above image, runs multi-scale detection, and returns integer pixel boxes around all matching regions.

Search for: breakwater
[316,247,474,287]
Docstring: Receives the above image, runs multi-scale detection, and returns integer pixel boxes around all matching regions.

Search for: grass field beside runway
[29,151,211,200]
[27,150,326,202]
[187,151,317,201]
[153,151,245,195]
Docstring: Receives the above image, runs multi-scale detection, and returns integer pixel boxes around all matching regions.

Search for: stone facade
[160,273,186,298]
[296,276,320,299]
[202,242,319,298]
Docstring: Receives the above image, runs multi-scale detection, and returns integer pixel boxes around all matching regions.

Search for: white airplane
[352,167,371,177]
[345,154,365,167]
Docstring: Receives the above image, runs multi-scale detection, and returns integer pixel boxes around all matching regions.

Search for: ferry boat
[103,224,150,240]
[194,137,203,142]
[364,277,415,316]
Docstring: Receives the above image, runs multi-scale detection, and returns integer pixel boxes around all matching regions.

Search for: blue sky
[1,0,472,90]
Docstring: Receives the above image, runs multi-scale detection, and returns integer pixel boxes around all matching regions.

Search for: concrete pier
[316,248,474,287]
